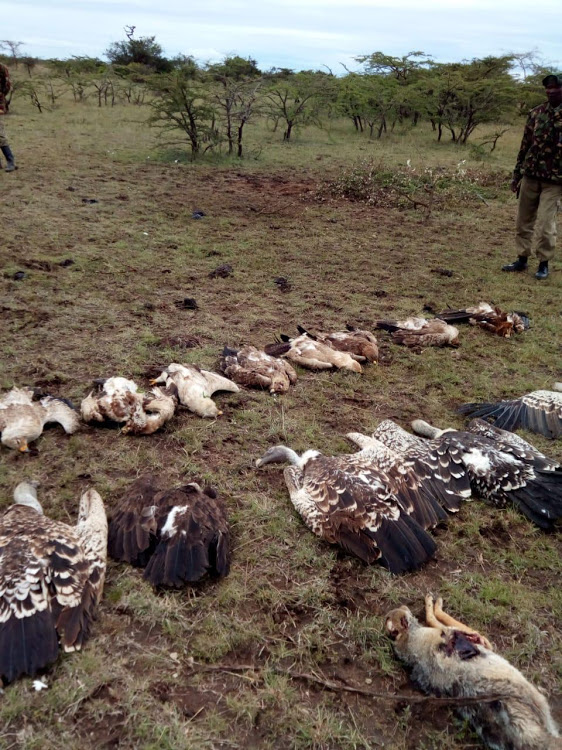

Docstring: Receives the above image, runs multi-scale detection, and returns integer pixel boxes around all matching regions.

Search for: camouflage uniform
[513,101,562,262]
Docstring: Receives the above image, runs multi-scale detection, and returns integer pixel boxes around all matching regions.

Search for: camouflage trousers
[516,176,562,262]
[0,116,8,147]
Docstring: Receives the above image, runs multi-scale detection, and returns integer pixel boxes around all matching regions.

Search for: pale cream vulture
[265,331,363,372]
[256,444,437,573]
[80,376,176,434]
[386,595,560,750]
[150,363,239,418]
[0,482,107,684]
[459,384,562,439]
[220,345,297,394]
[375,317,460,348]
[294,325,378,363]
[108,475,230,587]
[0,387,79,452]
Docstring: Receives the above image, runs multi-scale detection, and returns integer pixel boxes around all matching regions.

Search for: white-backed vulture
[437,302,529,337]
[0,482,107,684]
[80,376,176,434]
[256,445,437,574]
[265,332,363,372]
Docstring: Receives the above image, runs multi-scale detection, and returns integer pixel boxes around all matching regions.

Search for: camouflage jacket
[0,63,10,114]
[513,101,562,184]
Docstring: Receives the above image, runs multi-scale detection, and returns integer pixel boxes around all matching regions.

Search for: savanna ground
[0,89,561,750]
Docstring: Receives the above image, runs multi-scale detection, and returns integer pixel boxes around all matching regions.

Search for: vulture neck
[13,482,43,514]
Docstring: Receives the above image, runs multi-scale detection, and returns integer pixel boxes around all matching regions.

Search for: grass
[0,76,560,749]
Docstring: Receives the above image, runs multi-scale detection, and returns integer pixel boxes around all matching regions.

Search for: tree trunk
[284,120,293,141]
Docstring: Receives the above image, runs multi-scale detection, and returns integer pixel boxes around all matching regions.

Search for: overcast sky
[1,0,561,73]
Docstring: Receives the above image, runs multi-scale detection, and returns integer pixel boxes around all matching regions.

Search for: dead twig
[190,662,504,706]
[251,199,298,216]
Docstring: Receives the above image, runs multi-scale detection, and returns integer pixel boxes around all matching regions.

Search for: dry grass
[0,84,560,749]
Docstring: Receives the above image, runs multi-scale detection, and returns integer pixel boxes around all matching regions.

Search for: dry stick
[252,199,298,216]
[191,662,503,706]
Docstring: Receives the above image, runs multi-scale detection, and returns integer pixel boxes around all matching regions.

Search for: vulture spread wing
[109,477,230,587]
[0,495,107,684]
[459,389,562,439]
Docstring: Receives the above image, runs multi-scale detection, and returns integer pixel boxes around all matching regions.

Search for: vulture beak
[19,441,29,453]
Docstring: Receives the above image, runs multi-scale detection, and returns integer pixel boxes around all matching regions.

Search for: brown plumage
[0,387,80,452]
[256,445,437,574]
[386,595,560,750]
[375,317,460,348]
[220,345,297,394]
[265,331,363,372]
[437,302,529,338]
[108,476,230,587]
[459,385,562,439]
[0,482,107,685]
[80,376,177,434]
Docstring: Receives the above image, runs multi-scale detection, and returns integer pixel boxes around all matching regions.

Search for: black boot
[502,255,528,272]
[535,261,549,280]
[0,145,16,172]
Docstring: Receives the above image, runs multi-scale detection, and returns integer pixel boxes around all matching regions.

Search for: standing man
[0,62,16,172]
[502,74,562,280]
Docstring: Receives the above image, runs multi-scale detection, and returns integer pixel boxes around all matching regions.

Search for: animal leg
[424,594,442,629]
[433,597,492,649]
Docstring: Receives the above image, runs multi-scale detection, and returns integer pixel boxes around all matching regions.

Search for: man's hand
[511,178,520,194]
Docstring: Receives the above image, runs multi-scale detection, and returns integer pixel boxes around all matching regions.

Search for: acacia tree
[106,26,172,73]
[149,68,219,157]
[0,40,24,67]
[265,71,333,141]
[423,56,518,143]
[208,56,263,156]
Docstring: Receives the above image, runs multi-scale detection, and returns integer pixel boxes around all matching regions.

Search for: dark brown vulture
[108,475,230,587]
[0,482,107,685]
